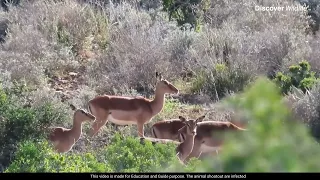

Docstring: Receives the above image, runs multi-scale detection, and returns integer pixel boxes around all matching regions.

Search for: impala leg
[137,122,145,139]
[89,110,109,137]
[176,152,185,165]
[89,118,108,137]
[197,151,203,159]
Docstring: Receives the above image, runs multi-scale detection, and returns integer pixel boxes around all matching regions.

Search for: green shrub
[170,77,320,172]
[273,60,319,95]
[5,140,110,172]
[101,133,180,172]
[162,0,210,31]
[5,134,199,172]
[0,83,69,171]
[190,63,252,101]
[7,77,320,173]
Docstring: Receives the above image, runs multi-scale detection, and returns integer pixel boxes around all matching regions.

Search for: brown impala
[48,104,96,153]
[87,72,179,138]
[151,115,247,161]
[142,115,206,164]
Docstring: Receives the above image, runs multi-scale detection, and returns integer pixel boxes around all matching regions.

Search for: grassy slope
[1,0,320,172]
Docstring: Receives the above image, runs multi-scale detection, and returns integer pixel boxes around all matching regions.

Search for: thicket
[0,78,71,171]
[273,60,319,95]
[5,133,200,172]
[4,78,320,172]
[1,0,320,173]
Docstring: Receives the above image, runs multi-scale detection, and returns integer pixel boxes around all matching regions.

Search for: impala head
[70,104,96,123]
[177,115,206,136]
[155,72,179,94]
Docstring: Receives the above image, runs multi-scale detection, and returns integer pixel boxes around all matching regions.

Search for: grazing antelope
[184,120,247,162]
[175,115,205,163]
[151,115,247,161]
[87,72,179,138]
[151,118,185,141]
[48,104,96,153]
[143,115,205,164]
[151,111,213,141]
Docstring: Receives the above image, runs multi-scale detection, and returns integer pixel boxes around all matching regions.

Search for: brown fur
[48,105,96,153]
[87,72,179,138]
[184,120,247,162]
[151,119,185,141]
[150,117,247,161]
[145,115,205,164]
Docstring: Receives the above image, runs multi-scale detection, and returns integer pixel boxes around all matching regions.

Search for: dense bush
[210,77,320,172]
[5,133,199,172]
[6,77,320,173]
[5,140,110,172]
[0,79,71,171]
[162,0,210,31]
[165,77,320,172]
[2,0,320,173]
[100,133,180,172]
[190,63,253,101]
[0,0,20,11]
[287,83,320,141]
[1,0,314,97]
[297,0,320,34]
[273,60,319,95]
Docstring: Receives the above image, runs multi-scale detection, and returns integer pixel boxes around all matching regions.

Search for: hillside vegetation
[1,0,320,172]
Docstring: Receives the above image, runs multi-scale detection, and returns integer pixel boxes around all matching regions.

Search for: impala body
[185,121,247,161]
[143,115,205,164]
[151,119,185,141]
[151,118,247,161]
[87,72,179,138]
[48,105,96,153]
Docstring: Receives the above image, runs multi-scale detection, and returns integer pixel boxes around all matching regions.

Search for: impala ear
[156,72,163,81]
[196,115,206,123]
[178,116,186,122]
[69,104,77,111]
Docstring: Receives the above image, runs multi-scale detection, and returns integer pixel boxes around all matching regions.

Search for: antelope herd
[48,72,247,165]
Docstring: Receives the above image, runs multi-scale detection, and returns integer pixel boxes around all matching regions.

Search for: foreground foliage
[5,134,186,172]
[194,77,320,172]
[0,82,69,171]
[5,78,320,172]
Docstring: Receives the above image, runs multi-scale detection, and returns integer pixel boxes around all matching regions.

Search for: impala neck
[178,134,196,159]
[150,88,166,116]
[69,119,83,140]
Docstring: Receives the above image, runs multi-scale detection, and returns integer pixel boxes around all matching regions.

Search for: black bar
[0,172,320,178]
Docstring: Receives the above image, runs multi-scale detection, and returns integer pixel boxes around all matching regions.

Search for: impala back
[151,119,185,141]
[195,121,246,151]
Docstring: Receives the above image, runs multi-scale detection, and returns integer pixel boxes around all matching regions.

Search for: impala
[48,104,96,153]
[184,120,247,162]
[87,72,179,138]
[151,118,185,141]
[175,115,205,163]
[150,115,247,161]
[142,115,205,164]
